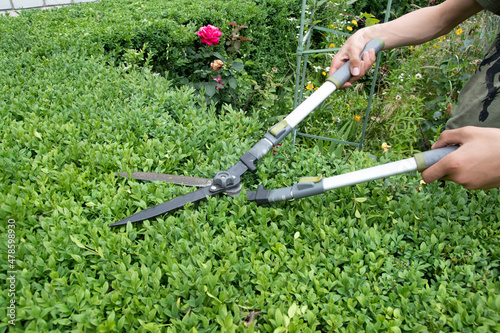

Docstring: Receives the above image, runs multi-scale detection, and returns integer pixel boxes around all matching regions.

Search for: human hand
[421,126,500,190]
[328,31,378,89]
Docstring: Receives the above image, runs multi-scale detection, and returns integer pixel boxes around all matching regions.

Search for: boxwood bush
[20,0,300,111]
[1,1,499,332]
[0,0,299,83]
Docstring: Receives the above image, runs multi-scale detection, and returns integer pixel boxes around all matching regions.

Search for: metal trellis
[292,0,392,150]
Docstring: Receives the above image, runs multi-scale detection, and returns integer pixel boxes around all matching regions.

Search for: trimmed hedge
[0,0,300,82]
[0,1,499,332]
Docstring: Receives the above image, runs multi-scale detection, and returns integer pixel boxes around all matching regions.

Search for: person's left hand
[422,126,500,189]
[328,30,378,89]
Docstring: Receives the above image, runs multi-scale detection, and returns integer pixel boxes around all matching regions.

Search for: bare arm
[329,0,484,85]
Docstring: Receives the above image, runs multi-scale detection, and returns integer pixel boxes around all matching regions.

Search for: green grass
[1,0,499,332]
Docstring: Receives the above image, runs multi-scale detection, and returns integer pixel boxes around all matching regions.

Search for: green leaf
[366,18,380,26]
[231,61,244,71]
[205,84,216,97]
[275,308,284,326]
[431,234,438,245]
[70,235,87,250]
[288,303,298,319]
[70,254,83,263]
[143,322,160,332]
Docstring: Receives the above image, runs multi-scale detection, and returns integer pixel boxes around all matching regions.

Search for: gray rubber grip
[327,37,385,88]
[415,145,460,172]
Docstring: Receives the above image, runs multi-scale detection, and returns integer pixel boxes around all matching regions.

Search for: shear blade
[110,187,217,227]
[116,172,212,187]
[111,162,249,227]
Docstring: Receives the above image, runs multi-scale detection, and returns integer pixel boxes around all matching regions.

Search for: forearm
[360,0,483,49]
[329,0,484,87]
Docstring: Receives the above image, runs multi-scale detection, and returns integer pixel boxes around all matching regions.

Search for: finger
[432,127,470,149]
[421,154,454,184]
[340,81,353,89]
[366,49,377,69]
[358,50,377,75]
[423,130,464,182]
[342,59,365,89]
[349,56,362,77]
[342,50,376,88]
[329,55,342,75]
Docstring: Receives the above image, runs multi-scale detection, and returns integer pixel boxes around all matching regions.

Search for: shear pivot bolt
[213,171,235,188]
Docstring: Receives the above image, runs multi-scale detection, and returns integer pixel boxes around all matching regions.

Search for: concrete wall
[1,0,97,16]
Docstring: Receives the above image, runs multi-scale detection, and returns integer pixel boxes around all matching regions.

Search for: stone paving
[0,0,97,16]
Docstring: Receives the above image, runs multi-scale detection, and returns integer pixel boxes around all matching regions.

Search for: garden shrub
[285,1,499,154]
[1,0,301,110]
[20,0,300,83]
[1,1,499,332]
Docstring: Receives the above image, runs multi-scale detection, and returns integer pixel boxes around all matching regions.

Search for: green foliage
[286,2,499,154]
[350,0,446,20]
[0,0,300,110]
[0,1,499,332]
[362,10,500,151]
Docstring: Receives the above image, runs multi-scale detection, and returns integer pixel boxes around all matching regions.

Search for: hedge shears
[110,38,458,227]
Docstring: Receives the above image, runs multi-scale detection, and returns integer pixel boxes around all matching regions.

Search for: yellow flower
[347,26,353,31]
[329,24,334,29]
[381,142,391,153]
[353,115,361,122]
[456,28,463,35]
[351,20,358,27]
[306,82,314,91]
[322,71,327,76]
[329,43,335,48]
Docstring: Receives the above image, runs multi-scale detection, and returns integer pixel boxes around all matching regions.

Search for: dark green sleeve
[476,0,500,15]
[446,27,500,130]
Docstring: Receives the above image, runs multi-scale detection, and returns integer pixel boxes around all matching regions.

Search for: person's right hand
[328,30,378,89]
[422,126,500,190]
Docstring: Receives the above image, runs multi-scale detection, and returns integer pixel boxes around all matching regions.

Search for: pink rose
[197,25,222,45]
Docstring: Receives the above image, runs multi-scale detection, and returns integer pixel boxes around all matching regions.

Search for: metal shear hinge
[210,171,241,192]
